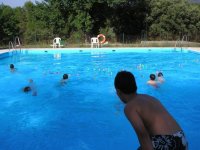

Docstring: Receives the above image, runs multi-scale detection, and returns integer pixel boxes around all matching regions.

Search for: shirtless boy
[114,71,188,150]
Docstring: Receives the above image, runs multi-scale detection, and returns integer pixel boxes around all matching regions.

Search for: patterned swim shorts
[137,131,188,150]
[151,130,188,150]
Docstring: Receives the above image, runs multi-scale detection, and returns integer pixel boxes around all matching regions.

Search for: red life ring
[97,34,106,44]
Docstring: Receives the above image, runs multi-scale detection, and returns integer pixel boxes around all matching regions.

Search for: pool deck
[0,47,200,55]
[188,47,200,52]
[0,49,10,54]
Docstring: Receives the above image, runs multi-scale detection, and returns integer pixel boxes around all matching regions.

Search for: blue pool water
[0,48,200,150]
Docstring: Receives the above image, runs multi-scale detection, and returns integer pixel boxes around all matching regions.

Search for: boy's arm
[124,106,153,150]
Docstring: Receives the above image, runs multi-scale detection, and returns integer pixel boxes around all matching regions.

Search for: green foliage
[0,5,19,44]
[99,20,116,42]
[0,0,200,45]
[147,0,200,40]
[111,0,147,35]
[68,30,85,43]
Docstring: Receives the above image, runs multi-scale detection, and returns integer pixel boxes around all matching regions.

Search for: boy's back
[125,94,182,136]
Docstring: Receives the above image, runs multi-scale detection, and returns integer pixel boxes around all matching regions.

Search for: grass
[141,41,200,47]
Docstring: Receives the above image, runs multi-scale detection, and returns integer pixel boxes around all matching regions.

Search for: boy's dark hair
[63,74,68,80]
[158,72,163,77]
[114,71,137,94]
[10,64,14,69]
[150,74,156,80]
[24,86,31,92]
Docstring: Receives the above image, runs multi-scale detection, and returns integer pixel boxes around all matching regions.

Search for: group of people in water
[9,64,69,96]
[147,71,165,88]
[10,62,165,97]
[9,62,188,149]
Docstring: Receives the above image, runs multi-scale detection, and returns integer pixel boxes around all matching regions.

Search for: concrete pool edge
[0,47,200,56]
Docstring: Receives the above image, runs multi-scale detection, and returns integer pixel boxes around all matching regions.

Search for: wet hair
[24,86,31,92]
[114,71,137,94]
[63,74,68,80]
[150,74,156,80]
[158,72,163,77]
[10,64,14,69]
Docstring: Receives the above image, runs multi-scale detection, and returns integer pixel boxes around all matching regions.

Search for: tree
[0,0,200,45]
[0,4,19,45]
[147,0,200,40]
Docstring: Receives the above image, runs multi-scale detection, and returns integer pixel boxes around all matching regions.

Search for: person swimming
[147,74,158,88]
[23,86,31,92]
[10,64,16,72]
[23,79,37,96]
[157,71,165,83]
[60,74,69,85]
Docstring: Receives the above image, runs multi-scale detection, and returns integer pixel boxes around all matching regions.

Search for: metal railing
[175,35,189,50]
[175,39,181,48]
[14,36,21,50]
[141,30,147,46]
[8,37,22,55]
[9,41,14,51]
[181,35,188,47]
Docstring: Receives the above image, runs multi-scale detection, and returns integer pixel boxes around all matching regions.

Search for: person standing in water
[60,74,69,85]
[147,74,158,88]
[10,64,16,72]
[157,72,165,83]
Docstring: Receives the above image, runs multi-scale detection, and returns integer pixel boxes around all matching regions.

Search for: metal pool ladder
[14,36,21,50]
[141,30,147,46]
[8,36,22,54]
[175,35,188,50]
[9,41,14,51]
[175,39,181,49]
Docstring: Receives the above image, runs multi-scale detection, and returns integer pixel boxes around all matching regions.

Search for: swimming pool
[0,48,199,150]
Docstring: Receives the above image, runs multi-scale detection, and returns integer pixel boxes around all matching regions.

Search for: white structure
[91,37,99,48]
[52,37,62,48]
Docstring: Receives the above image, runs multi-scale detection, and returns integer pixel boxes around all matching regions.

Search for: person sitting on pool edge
[147,74,158,88]
[23,79,37,96]
[114,71,188,150]
[60,74,69,85]
[10,64,16,72]
[157,71,165,83]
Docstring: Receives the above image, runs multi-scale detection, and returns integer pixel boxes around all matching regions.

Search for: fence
[1,31,200,47]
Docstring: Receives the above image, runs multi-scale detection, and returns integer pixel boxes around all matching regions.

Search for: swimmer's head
[150,74,156,80]
[10,64,14,69]
[29,79,33,83]
[114,71,137,94]
[63,74,68,80]
[158,72,163,77]
[24,86,31,92]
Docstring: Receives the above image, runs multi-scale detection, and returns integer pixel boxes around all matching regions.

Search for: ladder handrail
[14,36,21,49]
[181,35,189,47]
[175,39,181,48]
[141,30,147,46]
[175,35,188,50]
[9,41,14,51]
[182,35,188,42]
